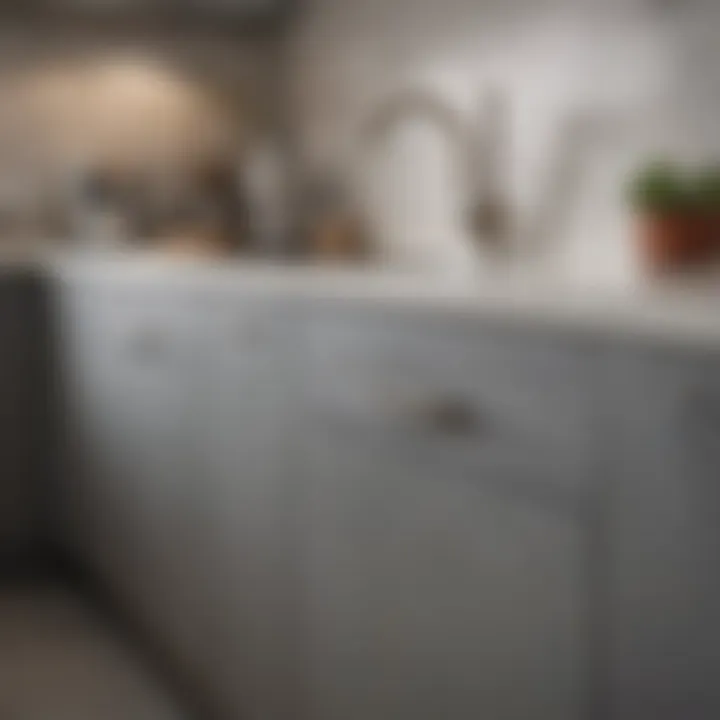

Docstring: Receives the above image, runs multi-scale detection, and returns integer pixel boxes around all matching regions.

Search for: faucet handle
[467,198,511,254]
[466,87,513,253]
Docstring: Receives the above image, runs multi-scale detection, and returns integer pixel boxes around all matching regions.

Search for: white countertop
[17,252,720,350]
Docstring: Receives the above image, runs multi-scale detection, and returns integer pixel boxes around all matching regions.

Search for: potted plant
[626,161,699,273]
[693,165,720,258]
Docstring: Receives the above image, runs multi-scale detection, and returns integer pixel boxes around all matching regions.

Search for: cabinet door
[304,308,590,720]
[54,281,207,679]
[608,349,720,720]
[54,280,118,568]
[195,296,303,720]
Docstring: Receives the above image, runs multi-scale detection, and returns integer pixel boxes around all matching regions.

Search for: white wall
[291,0,720,284]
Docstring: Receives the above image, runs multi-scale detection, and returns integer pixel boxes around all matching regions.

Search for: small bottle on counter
[301,170,372,264]
[240,141,292,258]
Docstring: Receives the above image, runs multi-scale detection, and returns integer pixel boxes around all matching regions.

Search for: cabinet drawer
[52,280,202,568]
[307,308,593,495]
[204,295,297,362]
[55,282,201,373]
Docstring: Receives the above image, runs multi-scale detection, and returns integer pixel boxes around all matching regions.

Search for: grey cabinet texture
[302,306,593,720]
[53,279,214,699]
[192,295,304,720]
[49,275,720,720]
[54,279,303,720]
[607,347,720,720]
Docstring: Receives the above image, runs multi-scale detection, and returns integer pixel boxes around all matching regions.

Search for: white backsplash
[290,0,720,285]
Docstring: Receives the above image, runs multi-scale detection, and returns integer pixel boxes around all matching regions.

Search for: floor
[0,584,187,720]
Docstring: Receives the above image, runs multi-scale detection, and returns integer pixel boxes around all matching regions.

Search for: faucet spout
[467,87,513,254]
[360,87,512,256]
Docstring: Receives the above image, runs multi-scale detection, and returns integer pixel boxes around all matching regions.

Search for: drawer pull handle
[420,398,483,437]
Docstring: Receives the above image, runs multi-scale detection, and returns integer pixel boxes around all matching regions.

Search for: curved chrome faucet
[359,86,602,261]
[359,86,512,255]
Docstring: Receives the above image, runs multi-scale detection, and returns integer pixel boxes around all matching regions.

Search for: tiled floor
[0,584,187,720]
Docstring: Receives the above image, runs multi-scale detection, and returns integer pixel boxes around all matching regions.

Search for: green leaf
[626,161,692,213]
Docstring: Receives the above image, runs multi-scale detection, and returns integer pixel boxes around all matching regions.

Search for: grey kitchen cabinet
[608,347,720,720]
[53,278,306,720]
[302,307,592,720]
[52,279,214,695]
[37,270,720,720]
[53,279,122,573]
[193,294,304,720]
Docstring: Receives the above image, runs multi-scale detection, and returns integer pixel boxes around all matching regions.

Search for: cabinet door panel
[54,282,123,570]
[54,281,208,685]
[304,310,589,720]
[609,350,720,720]
[306,426,585,720]
[195,298,303,720]
[308,307,593,494]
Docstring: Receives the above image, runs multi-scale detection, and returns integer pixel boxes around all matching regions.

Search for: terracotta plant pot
[707,212,720,260]
[639,212,705,274]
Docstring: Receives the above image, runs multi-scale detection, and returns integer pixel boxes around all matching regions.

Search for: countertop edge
[20,255,720,353]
